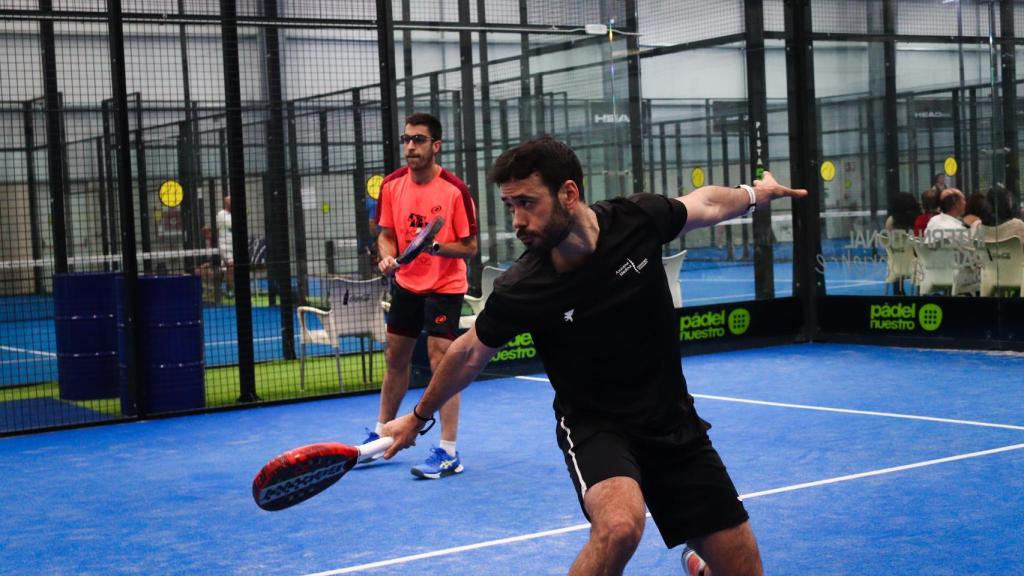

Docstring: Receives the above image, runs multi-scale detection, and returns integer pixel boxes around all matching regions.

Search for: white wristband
[738,184,756,216]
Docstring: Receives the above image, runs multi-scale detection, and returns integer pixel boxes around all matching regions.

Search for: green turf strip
[0,352,384,418]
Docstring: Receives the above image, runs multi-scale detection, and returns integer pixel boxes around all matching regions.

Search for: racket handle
[357,436,394,459]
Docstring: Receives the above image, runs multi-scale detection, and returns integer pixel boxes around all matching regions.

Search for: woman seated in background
[885,192,921,232]
[979,186,1024,242]
[962,191,992,231]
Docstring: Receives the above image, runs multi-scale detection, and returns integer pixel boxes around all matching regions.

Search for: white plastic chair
[297,277,388,391]
[662,250,687,308]
[978,235,1024,297]
[879,231,916,295]
[911,236,980,296]
[459,266,505,329]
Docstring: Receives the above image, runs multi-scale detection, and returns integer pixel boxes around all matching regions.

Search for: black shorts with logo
[387,282,464,341]
[554,416,749,548]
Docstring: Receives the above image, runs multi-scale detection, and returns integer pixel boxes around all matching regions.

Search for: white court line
[0,344,56,358]
[692,393,1024,431]
[304,441,1024,576]
[519,379,1024,432]
[304,376,1024,575]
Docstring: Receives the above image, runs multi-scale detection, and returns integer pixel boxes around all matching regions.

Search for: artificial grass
[0,352,384,419]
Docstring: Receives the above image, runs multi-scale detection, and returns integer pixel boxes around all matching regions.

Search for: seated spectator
[925,188,968,242]
[885,192,921,232]
[962,191,991,231]
[913,185,942,236]
[979,185,1024,242]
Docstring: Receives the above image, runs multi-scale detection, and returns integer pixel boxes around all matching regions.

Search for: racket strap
[413,404,436,435]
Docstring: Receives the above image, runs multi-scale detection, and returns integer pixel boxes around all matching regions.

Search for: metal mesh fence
[2,0,1024,435]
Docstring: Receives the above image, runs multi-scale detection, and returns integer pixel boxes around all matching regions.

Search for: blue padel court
[2,343,1021,575]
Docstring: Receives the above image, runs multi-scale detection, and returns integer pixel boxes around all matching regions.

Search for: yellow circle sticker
[159,180,183,208]
[690,167,705,188]
[944,156,958,177]
[820,160,836,182]
[367,175,384,200]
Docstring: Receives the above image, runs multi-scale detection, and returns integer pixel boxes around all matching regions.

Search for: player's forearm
[434,236,478,259]
[679,185,752,233]
[377,229,398,259]
[415,330,493,415]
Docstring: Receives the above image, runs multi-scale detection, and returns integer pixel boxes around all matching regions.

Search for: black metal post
[784,0,823,341]
[107,0,144,416]
[95,137,111,268]
[518,0,532,138]
[626,0,644,194]
[745,0,774,299]
[477,0,498,269]
[39,0,68,273]
[1000,0,1018,197]
[287,103,309,304]
[457,0,483,283]
[883,0,899,195]
[22,101,44,292]
[221,0,258,402]
[401,0,413,115]
[377,0,400,173]
[261,0,296,359]
[134,93,152,271]
[353,89,372,278]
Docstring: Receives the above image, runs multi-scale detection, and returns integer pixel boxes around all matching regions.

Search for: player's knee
[592,514,644,553]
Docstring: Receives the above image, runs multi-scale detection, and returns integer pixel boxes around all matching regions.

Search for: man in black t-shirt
[382,137,806,575]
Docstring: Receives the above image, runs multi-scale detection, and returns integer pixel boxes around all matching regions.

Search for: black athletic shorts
[387,282,464,340]
[554,416,749,548]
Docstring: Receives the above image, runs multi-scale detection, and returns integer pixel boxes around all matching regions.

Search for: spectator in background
[962,191,991,231]
[980,186,1024,242]
[925,187,967,238]
[885,192,921,232]
[216,196,234,297]
[914,185,942,237]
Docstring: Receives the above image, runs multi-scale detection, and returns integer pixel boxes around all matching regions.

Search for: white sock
[374,422,384,435]
[439,440,457,456]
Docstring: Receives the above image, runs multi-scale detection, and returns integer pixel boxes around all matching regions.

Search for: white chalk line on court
[0,344,56,358]
[691,393,1024,431]
[306,377,1024,575]
[302,441,1024,576]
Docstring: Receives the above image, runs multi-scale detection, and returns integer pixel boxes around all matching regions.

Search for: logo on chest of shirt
[615,257,649,277]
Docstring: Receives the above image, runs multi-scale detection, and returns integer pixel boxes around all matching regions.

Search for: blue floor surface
[1,343,1022,575]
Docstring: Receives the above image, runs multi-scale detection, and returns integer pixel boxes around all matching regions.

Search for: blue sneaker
[410,446,463,479]
[358,429,383,464]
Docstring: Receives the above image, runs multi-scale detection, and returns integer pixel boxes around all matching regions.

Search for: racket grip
[357,436,394,459]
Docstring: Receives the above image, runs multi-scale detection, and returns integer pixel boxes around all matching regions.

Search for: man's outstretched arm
[380,325,501,459]
[676,171,807,234]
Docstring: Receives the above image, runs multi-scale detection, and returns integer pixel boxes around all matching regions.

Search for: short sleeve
[474,290,528,349]
[627,193,688,243]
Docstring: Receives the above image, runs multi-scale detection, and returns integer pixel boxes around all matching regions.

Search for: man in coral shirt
[362,113,478,479]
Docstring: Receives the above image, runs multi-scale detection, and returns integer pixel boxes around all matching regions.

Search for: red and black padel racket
[395,216,445,265]
[252,436,393,511]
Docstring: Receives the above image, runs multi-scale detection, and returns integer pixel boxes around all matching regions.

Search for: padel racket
[252,436,393,511]
[395,216,445,265]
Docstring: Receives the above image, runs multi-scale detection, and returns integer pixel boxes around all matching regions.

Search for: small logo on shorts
[434,314,448,325]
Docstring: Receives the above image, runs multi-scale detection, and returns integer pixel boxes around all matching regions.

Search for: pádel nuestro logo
[869,302,943,332]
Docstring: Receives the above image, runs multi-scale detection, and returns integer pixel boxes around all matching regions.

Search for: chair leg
[299,342,306,392]
[334,348,343,391]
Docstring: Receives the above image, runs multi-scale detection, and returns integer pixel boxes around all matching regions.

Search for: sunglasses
[399,134,437,145]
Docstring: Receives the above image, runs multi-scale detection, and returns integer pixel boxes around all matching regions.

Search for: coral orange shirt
[376,166,477,294]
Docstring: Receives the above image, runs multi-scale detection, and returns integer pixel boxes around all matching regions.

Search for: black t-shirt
[476,193,706,440]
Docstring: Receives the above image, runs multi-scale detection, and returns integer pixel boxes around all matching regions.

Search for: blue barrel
[118,275,205,415]
[53,272,120,401]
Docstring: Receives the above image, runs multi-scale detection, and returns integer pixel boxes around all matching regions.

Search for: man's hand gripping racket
[252,436,393,511]
[378,216,445,276]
